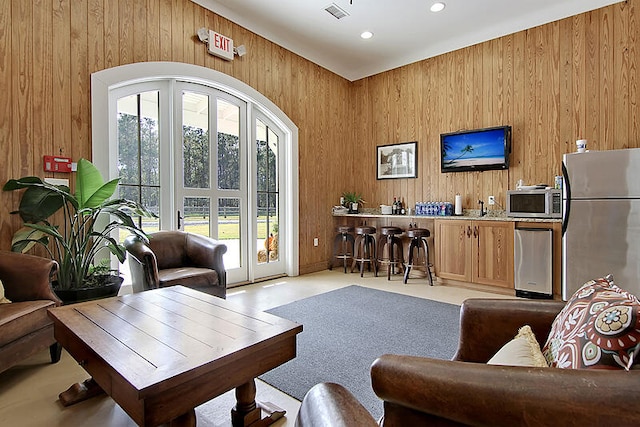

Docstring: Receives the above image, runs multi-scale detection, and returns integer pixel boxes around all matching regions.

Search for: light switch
[44,178,69,186]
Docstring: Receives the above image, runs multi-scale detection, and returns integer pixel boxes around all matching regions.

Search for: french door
[113,80,285,285]
[252,112,285,279]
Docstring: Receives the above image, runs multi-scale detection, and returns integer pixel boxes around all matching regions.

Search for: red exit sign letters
[207,30,234,61]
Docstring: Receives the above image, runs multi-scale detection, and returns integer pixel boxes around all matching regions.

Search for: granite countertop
[333,208,562,223]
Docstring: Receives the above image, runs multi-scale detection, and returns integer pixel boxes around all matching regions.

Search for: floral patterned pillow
[542,275,640,370]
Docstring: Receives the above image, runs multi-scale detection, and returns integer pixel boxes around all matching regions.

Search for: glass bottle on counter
[400,197,406,215]
[392,197,397,215]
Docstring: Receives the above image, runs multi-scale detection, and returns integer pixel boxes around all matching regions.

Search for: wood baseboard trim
[436,277,516,296]
[299,262,329,275]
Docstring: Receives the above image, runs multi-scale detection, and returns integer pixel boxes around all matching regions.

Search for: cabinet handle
[473,226,478,237]
[466,226,472,237]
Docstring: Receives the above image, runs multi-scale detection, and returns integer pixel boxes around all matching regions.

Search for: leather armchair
[0,251,62,374]
[296,298,640,426]
[124,231,227,298]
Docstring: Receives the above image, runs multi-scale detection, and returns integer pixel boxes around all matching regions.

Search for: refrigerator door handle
[562,162,571,236]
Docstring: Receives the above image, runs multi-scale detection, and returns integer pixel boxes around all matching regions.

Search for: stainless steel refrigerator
[562,148,640,300]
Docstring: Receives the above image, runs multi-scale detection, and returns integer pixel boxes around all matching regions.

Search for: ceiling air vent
[324,3,349,20]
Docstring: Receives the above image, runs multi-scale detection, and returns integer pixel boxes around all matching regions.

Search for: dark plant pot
[54,276,124,305]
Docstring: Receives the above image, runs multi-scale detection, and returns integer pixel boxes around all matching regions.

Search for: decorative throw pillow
[488,325,548,367]
[0,279,11,304]
[542,275,640,370]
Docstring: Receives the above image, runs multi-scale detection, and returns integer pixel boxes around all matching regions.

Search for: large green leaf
[11,227,49,253]
[18,186,65,222]
[106,198,157,218]
[21,222,65,242]
[83,179,119,209]
[3,176,44,191]
[76,158,118,209]
[3,177,72,222]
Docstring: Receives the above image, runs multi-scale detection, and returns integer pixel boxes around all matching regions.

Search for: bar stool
[403,226,433,286]
[330,225,355,273]
[351,226,377,277]
[377,226,405,280]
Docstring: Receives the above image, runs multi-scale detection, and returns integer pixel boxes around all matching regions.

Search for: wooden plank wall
[0,0,638,275]
[351,0,639,215]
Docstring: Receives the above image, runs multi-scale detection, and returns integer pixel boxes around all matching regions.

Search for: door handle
[177,210,183,229]
[466,226,472,237]
[473,226,478,238]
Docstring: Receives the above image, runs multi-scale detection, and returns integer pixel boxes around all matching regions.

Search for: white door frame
[91,62,299,279]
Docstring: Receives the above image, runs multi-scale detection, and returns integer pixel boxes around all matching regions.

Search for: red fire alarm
[43,155,73,173]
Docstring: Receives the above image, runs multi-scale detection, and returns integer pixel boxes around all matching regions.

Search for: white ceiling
[192,0,624,81]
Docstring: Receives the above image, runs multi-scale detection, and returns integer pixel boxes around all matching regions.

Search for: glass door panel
[116,90,161,238]
[183,197,210,236]
[255,117,281,274]
[114,88,163,283]
[257,194,279,264]
[182,91,210,190]
[216,98,244,278]
[218,197,241,269]
[217,99,240,191]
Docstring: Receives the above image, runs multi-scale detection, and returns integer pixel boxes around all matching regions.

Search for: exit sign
[207,30,234,61]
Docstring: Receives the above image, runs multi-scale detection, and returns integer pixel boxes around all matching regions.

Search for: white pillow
[0,279,11,304]
[488,325,547,367]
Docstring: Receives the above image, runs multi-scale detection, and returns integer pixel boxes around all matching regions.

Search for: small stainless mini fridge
[514,228,553,299]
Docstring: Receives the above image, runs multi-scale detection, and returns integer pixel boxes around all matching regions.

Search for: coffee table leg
[232,380,262,426]
[231,379,287,427]
[59,378,105,407]
[168,408,196,427]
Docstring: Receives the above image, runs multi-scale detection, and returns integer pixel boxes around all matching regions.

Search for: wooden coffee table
[48,285,303,426]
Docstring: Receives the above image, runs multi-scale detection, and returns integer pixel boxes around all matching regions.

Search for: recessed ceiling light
[430,2,446,12]
[360,31,373,39]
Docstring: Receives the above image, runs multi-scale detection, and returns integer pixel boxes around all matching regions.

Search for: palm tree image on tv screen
[441,126,511,173]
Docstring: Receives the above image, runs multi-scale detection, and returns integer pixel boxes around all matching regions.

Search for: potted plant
[342,191,365,214]
[3,158,155,303]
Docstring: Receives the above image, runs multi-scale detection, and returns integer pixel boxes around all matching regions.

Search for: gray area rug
[259,285,460,420]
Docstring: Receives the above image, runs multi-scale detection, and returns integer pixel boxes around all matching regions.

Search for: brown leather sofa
[124,231,227,298]
[0,251,62,374]
[296,298,639,426]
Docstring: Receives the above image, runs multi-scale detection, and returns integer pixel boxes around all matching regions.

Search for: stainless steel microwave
[506,189,562,218]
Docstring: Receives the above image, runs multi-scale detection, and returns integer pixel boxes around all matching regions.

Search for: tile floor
[0,269,513,427]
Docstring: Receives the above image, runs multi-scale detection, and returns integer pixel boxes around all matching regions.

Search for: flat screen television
[440,125,511,173]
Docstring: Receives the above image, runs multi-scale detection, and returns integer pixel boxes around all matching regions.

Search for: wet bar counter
[333,210,562,299]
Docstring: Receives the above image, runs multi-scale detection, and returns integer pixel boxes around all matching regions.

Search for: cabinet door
[472,221,514,288]
[435,220,472,282]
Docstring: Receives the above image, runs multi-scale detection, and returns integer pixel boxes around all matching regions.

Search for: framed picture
[376,141,417,180]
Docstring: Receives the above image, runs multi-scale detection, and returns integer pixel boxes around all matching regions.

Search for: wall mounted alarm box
[43,155,73,173]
